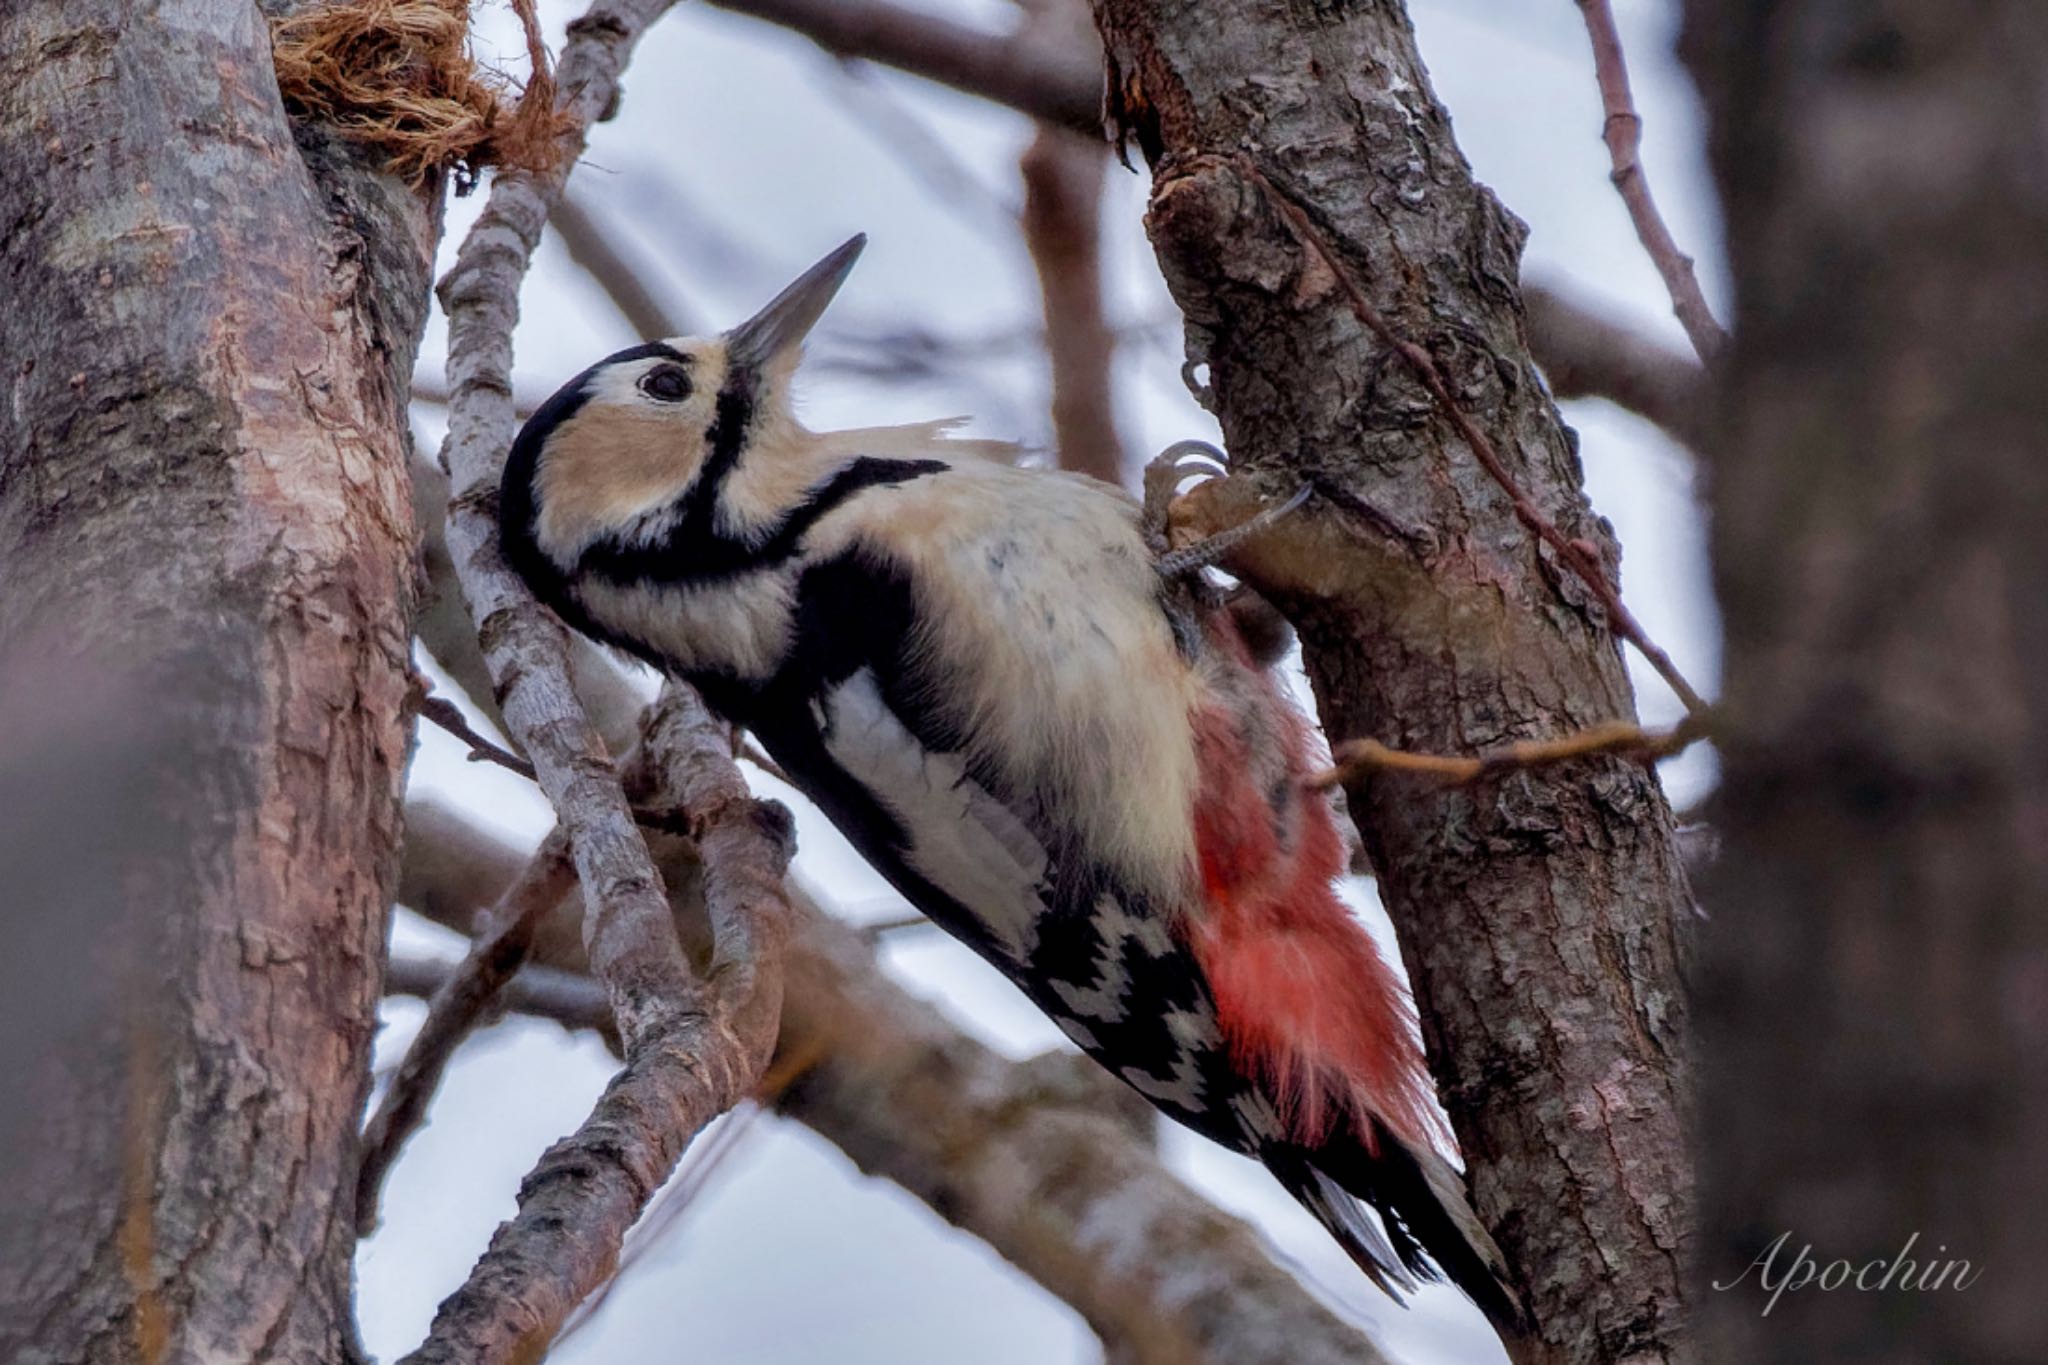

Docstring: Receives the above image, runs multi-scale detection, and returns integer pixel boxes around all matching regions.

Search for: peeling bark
[1090,2,1697,1360]
[0,3,435,1361]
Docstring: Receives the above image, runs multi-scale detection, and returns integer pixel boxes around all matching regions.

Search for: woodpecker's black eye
[639,364,692,403]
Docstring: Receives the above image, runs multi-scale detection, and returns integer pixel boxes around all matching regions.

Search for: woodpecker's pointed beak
[725,234,866,371]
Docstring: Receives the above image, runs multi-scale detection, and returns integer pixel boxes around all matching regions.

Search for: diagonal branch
[358,830,573,1233]
[394,797,1399,1365]
[550,189,699,339]
[1314,714,1711,789]
[1523,283,1703,447]
[412,686,538,779]
[1572,0,1728,362]
[404,3,794,1361]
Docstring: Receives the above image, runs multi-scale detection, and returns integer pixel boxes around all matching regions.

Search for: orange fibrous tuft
[270,0,574,190]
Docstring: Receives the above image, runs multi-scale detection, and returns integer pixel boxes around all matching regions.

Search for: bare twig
[412,687,537,780]
[858,912,935,939]
[1523,282,1703,447]
[1572,0,1728,362]
[358,832,574,1232]
[404,4,796,1362]
[1230,154,1711,717]
[550,188,699,339]
[706,0,1102,133]
[1312,714,1711,790]
[737,737,792,787]
[386,951,615,1032]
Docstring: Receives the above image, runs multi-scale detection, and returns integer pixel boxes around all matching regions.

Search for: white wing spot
[1232,1091,1285,1143]
[821,669,1049,962]
[1048,893,1184,1023]
[1120,1058,1207,1113]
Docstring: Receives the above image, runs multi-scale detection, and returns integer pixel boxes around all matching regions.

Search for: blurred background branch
[707,0,1103,132]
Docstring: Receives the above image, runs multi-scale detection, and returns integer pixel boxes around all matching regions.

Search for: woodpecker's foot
[1155,483,1313,582]
[1141,440,1229,557]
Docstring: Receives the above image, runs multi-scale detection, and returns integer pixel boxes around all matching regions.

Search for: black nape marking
[692,545,921,724]
[580,456,946,588]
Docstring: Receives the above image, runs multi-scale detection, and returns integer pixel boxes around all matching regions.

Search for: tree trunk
[1683,4,2048,1360]
[1089,2,1697,1360]
[0,3,435,1361]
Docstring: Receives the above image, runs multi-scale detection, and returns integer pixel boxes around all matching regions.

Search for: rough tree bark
[0,3,435,1361]
[1089,2,1697,1361]
[1684,4,2048,1360]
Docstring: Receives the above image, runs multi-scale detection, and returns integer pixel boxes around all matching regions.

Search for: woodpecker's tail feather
[1283,1124,1527,1335]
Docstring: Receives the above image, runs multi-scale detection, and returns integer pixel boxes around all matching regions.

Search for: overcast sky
[362,2,1720,1361]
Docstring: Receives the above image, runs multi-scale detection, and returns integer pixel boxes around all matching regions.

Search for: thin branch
[737,737,792,787]
[549,188,699,339]
[412,688,537,780]
[1312,714,1711,790]
[1572,0,1728,362]
[858,912,936,938]
[387,951,616,1031]
[1523,282,1703,447]
[404,4,794,1362]
[358,832,574,1232]
[1229,153,1712,717]
[706,0,1102,133]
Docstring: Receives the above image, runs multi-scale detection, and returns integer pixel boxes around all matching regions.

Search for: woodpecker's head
[499,233,866,590]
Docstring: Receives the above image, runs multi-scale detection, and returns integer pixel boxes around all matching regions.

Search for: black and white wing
[699,545,1265,1155]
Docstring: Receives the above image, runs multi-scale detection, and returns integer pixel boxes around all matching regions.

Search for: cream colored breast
[813,460,1204,901]
[576,570,798,682]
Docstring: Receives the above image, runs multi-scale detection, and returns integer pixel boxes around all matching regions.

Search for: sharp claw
[1154,481,1315,582]
[1155,439,1229,482]
[1145,441,1225,548]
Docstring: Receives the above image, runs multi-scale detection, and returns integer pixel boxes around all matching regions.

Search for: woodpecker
[499,235,1521,1327]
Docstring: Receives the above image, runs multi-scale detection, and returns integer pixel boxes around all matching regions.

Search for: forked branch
[402,3,794,1361]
